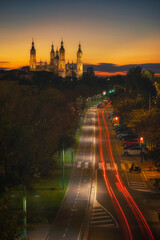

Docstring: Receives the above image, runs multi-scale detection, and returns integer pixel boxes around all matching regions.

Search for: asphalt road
[86,108,160,240]
[46,112,95,240]
[46,106,160,240]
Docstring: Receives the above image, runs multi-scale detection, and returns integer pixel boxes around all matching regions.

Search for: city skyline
[1,0,160,76]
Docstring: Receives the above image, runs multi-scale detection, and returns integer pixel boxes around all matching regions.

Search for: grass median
[8,142,79,228]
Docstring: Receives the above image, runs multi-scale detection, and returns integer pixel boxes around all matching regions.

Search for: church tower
[59,40,65,78]
[77,43,83,78]
[50,42,55,65]
[30,40,36,71]
[53,49,59,75]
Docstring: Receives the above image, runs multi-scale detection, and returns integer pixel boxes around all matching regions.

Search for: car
[115,127,128,133]
[119,132,133,140]
[121,135,139,141]
[122,147,148,156]
[97,103,105,108]
[123,139,139,147]
[123,143,141,150]
[117,132,132,139]
[116,128,130,135]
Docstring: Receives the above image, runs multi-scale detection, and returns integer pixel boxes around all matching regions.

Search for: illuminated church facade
[29,40,83,78]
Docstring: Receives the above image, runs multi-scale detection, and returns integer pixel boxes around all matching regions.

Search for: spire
[56,48,59,57]
[51,42,54,52]
[31,39,35,52]
[60,39,64,50]
[78,42,82,52]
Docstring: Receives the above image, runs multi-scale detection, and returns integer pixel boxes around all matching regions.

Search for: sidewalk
[27,224,50,240]
[138,158,160,193]
[122,154,160,193]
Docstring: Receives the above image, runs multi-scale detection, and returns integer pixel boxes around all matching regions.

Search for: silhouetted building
[29,40,83,78]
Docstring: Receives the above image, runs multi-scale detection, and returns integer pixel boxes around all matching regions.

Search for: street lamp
[140,137,144,163]
[23,186,27,240]
[62,143,65,190]
[114,116,119,126]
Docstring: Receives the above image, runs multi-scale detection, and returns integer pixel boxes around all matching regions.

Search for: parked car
[115,127,128,133]
[123,139,139,147]
[123,144,141,150]
[116,128,130,135]
[122,147,149,156]
[119,132,133,140]
[122,135,139,141]
[97,103,103,108]
[117,131,132,139]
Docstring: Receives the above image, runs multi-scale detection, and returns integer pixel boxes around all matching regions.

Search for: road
[46,106,160,240]
[87,108,160,240]
[46,112,94,240]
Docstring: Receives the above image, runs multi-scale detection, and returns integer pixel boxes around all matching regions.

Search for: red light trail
[97,110,133,240]
[99,109,154,240]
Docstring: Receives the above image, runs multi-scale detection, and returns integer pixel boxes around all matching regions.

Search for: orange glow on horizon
[94,71,127,77]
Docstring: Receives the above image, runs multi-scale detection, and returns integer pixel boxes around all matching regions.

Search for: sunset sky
[0,0,160,75]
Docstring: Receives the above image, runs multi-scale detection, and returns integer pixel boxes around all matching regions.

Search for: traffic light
[109,89,114,93]
[103,91,107,96]
[114,116,119,126]
[114,116,119,121]
[140,137,144,143]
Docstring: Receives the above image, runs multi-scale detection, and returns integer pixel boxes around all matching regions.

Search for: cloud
[84,63,160,74]
[0,61,10,64]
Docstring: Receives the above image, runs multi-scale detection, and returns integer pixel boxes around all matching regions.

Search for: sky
[0,0,160,75]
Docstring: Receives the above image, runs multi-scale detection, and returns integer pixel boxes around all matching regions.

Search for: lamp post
[114,116,119,126]
[71,148,74,167]
[140,137,144,163]
[62,143,65,190]
[23,186,27,240]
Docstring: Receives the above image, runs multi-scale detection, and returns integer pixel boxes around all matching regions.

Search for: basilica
[29,40,83,78]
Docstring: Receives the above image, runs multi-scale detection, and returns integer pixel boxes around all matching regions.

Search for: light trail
[97,110,133,240]
[101,110,155,240]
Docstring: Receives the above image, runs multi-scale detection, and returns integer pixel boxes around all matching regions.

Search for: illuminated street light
[140,137,144,144]
[23,186,27,240]
[109,89,114,94]
[114,116,119,126]
[62,143,64,190]
[140,137,144,163]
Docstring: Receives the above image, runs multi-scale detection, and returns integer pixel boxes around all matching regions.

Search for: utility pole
[149,92,151,115]
[23,186,27,240]
[71,148,74,167]
[140,137,144,163]
[62,143,65,190]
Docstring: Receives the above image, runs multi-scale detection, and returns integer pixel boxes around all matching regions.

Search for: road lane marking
[90,202,118,228]
[106,163,111,170]
[92,215,110,219]
[85,162,89,168]
[98,162,102,169]
[91,219,113,224]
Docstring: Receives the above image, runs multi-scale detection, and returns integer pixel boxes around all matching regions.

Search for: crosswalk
[90,204,117,228]
[144,171,160,180]
[129,181,149,191]
[75,161,132,170]
[76,161,154,191]
[87,107,97,113]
